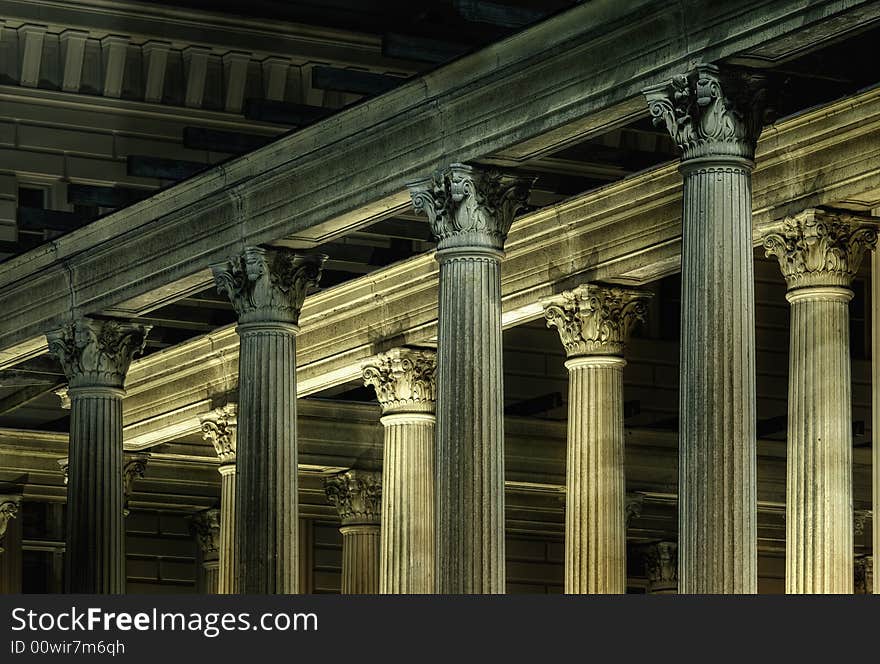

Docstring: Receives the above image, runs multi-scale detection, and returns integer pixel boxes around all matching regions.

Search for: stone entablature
[0,0,417,112]
[1,6,878,361]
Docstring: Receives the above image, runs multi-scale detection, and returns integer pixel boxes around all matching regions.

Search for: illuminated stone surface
[200,405,238,594]
[409,164,533,594]
[644,64,766,594]
[764,208,878,593]
[46,318,149,594]
[325,470,383,594]
[363,348,436,594]
[544,284,650,593]
[212,247,324,594]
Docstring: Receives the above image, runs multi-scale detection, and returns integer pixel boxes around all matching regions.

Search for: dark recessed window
[18,186,47,209]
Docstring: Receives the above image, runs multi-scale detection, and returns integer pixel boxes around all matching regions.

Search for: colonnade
[28,63,877,595]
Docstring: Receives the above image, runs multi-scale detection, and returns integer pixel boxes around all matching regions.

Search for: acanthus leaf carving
[46,318,151,389]
[0,495,21,555]
[324,470,382,526]
[190,508,221,560]
[362,348,436,414]
[408,163,534,252]
[200,404,238,464]
[211,246,326,325]
[642,63,766,161]
[762,208,879,290]
[543,284,651,358]
[123,452,150,517]
[642,541,678,590]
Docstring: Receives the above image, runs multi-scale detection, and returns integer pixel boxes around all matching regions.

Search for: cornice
[2,0,875,357]
[0,85,285,134]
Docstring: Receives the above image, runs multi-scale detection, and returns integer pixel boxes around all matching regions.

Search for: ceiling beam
[382,33,470,64]
[182,127,275,154]
[311,66,408,96]
[0,383,63,416]
[127,156,208,181]
[453,0,548,28]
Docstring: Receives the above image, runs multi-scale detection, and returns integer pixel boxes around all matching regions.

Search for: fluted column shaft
[437,251,504,593]
[786,288,853,592]
[202,561,219,594]
[565,357,626,593]
[644,64,766,593]
[873,248,880,596]
[237,323,298,594]
[218,464,236,594]
[68,389,126,593]
[191,508,221,594]
[544,284,649,594]
[211,247,324,595]
[679,161,757,593]
[325,470,382,594]
[380,413,435,593]
[363,348,436,594]
[341,525,381,594]
[47,318,149,594]
[200,406,237,594]
[763,208,877,594]
[408,164,532,593]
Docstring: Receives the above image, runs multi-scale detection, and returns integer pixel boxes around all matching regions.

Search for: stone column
[325,470,382,594]
[211,246,324,594]
[191,508,221,594]
[763,209,878,593]
[543,284,651,593]
[855,556,874,594]
[644,64,766,593]
[0,496,22,594]
[408,163,533,594]
[362,348,436,594]
[47,318,149,594]
[872,242,880,596]
[200,404,237,594]
[643,541,678,594]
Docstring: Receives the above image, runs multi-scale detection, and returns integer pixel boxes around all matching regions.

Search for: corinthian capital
[211,246,326,325]
[58,458,69,485]
[324,470,382,526]
[190,508,220,561]
[0,495,21,555]
[762,208,878,290]
[407,163,533,253]
[643,63,766,161]
[855,555,874,594]
[123,452,150,517]
[854,509,872,537]
[46,318,151,390]
[200,404,237,464]
[543,284,651,358]
[642,541,678,591]
[362,348,436,414]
